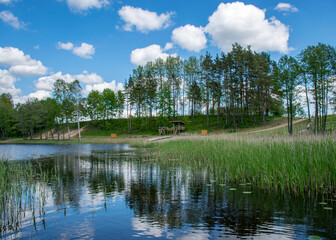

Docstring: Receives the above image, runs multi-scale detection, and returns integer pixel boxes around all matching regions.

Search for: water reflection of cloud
[59,219,95,239]
[131,216,295,239]
[131,218,211,240]
[132,217,164,238]
[176,229,210,240]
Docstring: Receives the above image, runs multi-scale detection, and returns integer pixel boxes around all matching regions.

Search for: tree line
[0,42,335,140]
[124,42,336,135]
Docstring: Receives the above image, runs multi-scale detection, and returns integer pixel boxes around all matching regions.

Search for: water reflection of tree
[87,155,126,195]
[38,155,84,211]
[38,152,128,209]
[124,167,274,236]
[122,162,335,239]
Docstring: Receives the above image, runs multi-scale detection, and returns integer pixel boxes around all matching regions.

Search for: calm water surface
[0,144,335,239]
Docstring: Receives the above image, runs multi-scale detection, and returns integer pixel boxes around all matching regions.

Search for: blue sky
[0,0,335,103]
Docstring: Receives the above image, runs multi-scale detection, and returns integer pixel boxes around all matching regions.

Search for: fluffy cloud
[130,44,177,66]
[35,71,103,91]
[57,42,73,50]
[73,71,103,84]
[275,3,298,13]
[84,80,124,95]
[73,43,95,59]
[0,46,29,65]
[18,70,108,102]
[205,2,290,53]
[34,72,77,91]
[0,46,47,76]
[28,90,51,100]
[57,42,95,59]
[65,0,109,13]
[0,69,21,96]
[164,42,174,51]
[118,6,173,33]
[0,10,26,30]
[0,0,16,4]
[171,25,207,52]
[9,61,47,76]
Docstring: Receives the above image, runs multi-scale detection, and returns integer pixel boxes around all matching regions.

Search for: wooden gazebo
[158,121,186,135]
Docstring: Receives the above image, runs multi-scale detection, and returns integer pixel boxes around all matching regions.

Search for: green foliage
[87,90,104,121]
[84,114,278,135]
[16,98,44,139]
[0,93,15,140]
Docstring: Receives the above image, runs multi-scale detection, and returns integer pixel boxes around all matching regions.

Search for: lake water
[0,144,335,239]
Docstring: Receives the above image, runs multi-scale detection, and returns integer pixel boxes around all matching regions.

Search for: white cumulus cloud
[0,46,47,76]
[0,0,16,4]
[73,43,95,59]
[65,0,109,13]
[84,80,124,95]
[57,42,95,59]
[28,90,51,100]
[73,70,103,84]
[34,72,76,91]
[0,69,21,96]
[35,71,104,91]
[205,2,291,53]
[20,70,107,102]
[9,61,47,76]
[118,6,173,33]
[275,3,298,13]
[0,46,30,65]
[57,42,74,50]
[164,42,174,51]
[130,44,177,66]
[0,10,26,30]
[172,24,207,52]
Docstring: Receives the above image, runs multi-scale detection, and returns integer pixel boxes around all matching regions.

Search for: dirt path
[145,136,173,143]
[243,118,308,134]
[69,125,88,138]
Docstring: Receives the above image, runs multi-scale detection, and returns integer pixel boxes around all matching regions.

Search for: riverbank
[0,135,147,145]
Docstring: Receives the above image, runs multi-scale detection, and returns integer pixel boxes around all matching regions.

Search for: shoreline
[0,118,311,145]
[0,136,147,145]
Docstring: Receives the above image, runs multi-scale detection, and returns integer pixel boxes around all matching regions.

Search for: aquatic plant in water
[0,160,57,236]
[150,136,336,197]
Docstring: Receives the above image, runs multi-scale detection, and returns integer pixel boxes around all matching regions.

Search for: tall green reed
[0,160,58,236]
[149,136,336,197]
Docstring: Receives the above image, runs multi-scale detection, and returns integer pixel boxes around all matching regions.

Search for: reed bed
[150,135,336,197]
[0,160,57,235]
